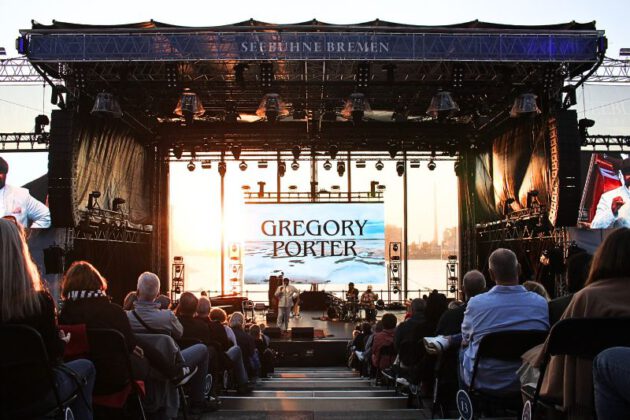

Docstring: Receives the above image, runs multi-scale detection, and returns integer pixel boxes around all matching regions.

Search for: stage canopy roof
[18,19,606,154]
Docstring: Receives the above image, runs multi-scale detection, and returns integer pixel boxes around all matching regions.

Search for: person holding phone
[591,158,630,229]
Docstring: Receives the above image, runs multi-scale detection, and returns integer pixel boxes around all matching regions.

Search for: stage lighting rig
[409,160,420,169]
[201,160,212,169]
[510,93,541,118]
[291,160,300,171]
[172,145,183,160]
[256,93,287,122]
[257,160,268,169]
[427,160,436,171]
[87,191,101,210]
[292,145,301,160]
[329,144,339,160]
[388,142,399,159]
[173,89,204,124]
[375,160,384,171]
[187,160,196,172]
[34,114,50,135]
[91,92,123,118]
[578,118,595,144]
[112,197,126,212]
[218,161,227,177]
[239,161,248,171]
[257,181,266,198]
[323,160,332,171]
[356,159,366,169]
[231,144,242,160]
[260,62,274,88]
[426,91,459,120]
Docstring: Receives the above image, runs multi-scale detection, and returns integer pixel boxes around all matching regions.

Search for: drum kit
[325,295,380,322]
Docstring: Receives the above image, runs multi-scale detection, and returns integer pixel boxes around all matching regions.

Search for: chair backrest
[59,323,90,361]
[546,317,630,359]
[470,329,548,391]
[86,328,134,395]
[0,324,60,413]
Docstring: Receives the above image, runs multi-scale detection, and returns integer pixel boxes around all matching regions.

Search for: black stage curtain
[74,119,153,224]
[66,240,150,306]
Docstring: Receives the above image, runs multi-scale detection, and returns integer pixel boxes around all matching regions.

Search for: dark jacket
[436,304,467,336]
[177,314,212,345]
[7,291,64,363]
[59,296,136,352]
[394,311,432,351]
[196,316,231,352]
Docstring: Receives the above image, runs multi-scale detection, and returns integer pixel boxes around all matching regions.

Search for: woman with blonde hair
[0,218,95,419]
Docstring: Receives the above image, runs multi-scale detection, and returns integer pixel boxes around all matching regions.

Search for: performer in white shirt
[591,158,630,229]
[0,157,51,228]
[274,277,298,332]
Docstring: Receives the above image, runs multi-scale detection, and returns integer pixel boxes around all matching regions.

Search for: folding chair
[86,328,147,420]
[0,324,78,419]
[522,317,630,420]
[456,329,548,420]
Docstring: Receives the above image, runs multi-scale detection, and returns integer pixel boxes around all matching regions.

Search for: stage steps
[204,367,431,419]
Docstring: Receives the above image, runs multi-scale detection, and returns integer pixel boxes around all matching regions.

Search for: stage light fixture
[356,62,370,89]
[388,143,399,159]
[224,100,240,123]
[510,93,541,118]
[426,91,459,119]
[201,160,212,169]
[337,161,346,177]
[257,160,268,169]
[375,160,384,171]
[278,161,286,177]
[173,89,205,124]
[172,145,183,160]
[256,93,288,123]
[578,118,595,143]
[91,92,123,118]
[112,197,126,212]
[87,191,101,210]
[503,197,516,216]
[341,93,370,123]
[34,114,50,135]
[218,161,227,177]
[527,190,541,209]
[329,144,339,160]
[187,160,196,172]
[427,159,436,171]
[409,160,420,169]
[239,161,248,171]
[396,161,405,177]
[231,144,242,160]
[291,160,300,171]
[257,181,266,198]
[323,160,332,171]
[292,145,301,160]
[370,181,379,197]
[259,62,274,88]
[356,159,366,169]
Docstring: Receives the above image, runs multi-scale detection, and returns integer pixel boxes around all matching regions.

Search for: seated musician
[360,285,379,322]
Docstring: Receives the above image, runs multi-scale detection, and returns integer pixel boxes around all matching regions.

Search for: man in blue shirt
[460,248,549,393]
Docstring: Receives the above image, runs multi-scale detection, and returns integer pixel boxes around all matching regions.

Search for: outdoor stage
[261,309,406,367]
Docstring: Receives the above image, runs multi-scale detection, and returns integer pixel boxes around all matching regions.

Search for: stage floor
[256,310,407,341]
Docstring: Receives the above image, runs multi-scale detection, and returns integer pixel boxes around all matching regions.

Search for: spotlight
[426,91,459,119]
[329,144,339,160]
[356,159,366,169]
[259,62,274,88]
[218,161,227,177]
[323,160,332,171]
[91,92,123,118]
[396,161,405,177]
[112,197,126,212]
[510,93,541,118]
[375,160,384,171]
[201,160,212,169]
[88,191,101,210]
[231,144,241,160]
[527,190,541,209]
[370,181,379,197]
[173,89,204,124]
[356,62,370,89]
[239,161,248,171]
[427,160,436,171]
[409,160,420,169]
[291,160,300,171]
[503,197,516,216]
[388,143,399,159]
[257,160,268,169]
[187,160,196,172]
[278,161,286,177]
[337,161,346,177]
[578,118,595,143]
[292,145,301,160]
[34,114,50,134]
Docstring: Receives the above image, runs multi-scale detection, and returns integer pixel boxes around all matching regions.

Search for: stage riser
[269,340,348,367]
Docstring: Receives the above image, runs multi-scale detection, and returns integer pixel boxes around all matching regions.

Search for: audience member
[593,347,630,420]
[436,270,486,336]
[210,307,238,347]
[534,228,630,418]
[126,272,212,413]
[229,312,258,379]
[548,252,591,325]
[249,324,275,378]
[363,320,383,369]
[523,280,551,301]
[59,261,192,393]
[425,290,448,331]
[0,218,95,419]
[372,313,398,370]
[393,298,434,387]
[461,248,549,394]
[122,290,138,311]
